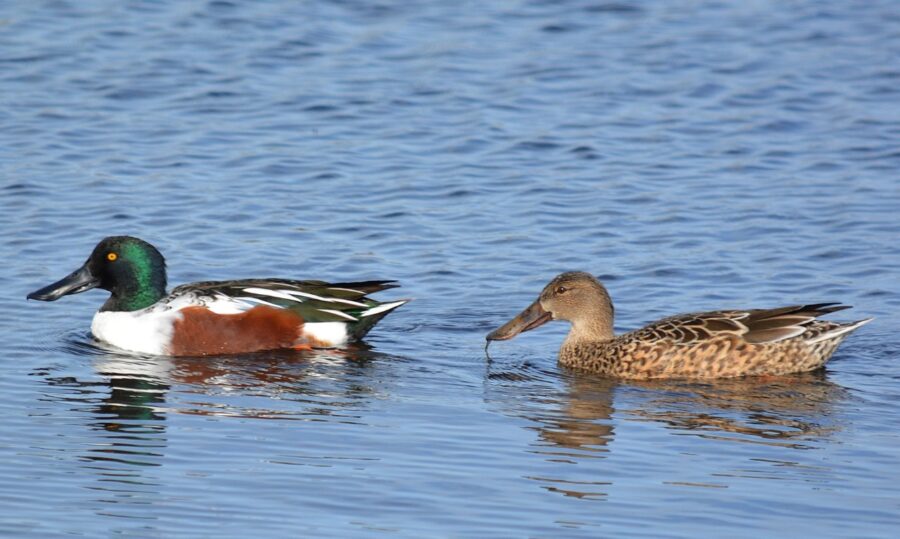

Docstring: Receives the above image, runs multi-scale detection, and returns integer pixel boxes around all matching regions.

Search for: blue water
[2,0,899,537]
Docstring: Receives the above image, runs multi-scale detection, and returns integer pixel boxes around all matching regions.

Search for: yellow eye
[107,252,118,261]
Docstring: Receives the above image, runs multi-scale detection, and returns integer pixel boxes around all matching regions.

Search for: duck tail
[806,318,873,344]
[349,299,409,339]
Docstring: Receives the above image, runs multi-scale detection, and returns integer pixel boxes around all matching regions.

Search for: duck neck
[564,319,615,347]
[103,284,165,312]
[562,303,615,347]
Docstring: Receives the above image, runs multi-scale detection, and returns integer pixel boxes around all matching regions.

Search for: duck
[27,236,408,357]
[485,271,871,379]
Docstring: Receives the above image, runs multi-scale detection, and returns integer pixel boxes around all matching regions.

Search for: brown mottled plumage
[486,272,871,379]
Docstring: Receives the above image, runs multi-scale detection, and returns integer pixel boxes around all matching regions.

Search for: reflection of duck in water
[28,236,407,356]
[38,348,171,431]
[38,338,384,431]
[87,342,386,420]
[34,341,392,520]
[619,371,847,445]
[532,375,617,452]
[520,370,845,454]
[36,355,170,503]
[485,366,618,500]
[487,272,871,379]
[488,367,847,499]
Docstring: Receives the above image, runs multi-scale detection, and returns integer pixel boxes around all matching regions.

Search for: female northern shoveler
[485,272,871,379]
[27,236,408,356]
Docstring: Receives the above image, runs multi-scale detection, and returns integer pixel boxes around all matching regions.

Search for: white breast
[91,308,180,355]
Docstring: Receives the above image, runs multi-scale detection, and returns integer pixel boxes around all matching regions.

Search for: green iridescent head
[28,236,168,312]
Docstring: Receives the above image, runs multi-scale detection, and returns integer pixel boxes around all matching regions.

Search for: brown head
[486,272,616,344]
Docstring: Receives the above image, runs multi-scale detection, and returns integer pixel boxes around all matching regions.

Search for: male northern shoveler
[485,271,871,379]
[27,236,408,357]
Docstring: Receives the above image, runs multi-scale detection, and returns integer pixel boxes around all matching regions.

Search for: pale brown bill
[486,300,552,342]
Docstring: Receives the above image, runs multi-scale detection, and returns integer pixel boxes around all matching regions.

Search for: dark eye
[555,286,568,294]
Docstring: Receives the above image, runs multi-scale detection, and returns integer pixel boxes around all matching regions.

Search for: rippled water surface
[2,1,899,537]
